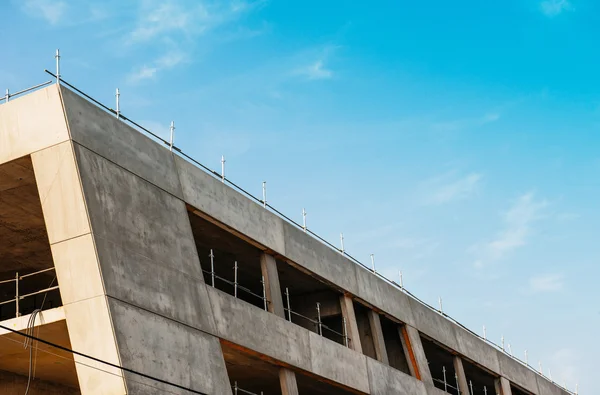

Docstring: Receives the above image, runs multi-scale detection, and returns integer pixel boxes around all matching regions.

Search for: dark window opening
[462,358,498,395]
[353,301,378,360]
[187,210,266,310]
[511,384,533,395]
[380,316,412,375]
[421,336,460,395]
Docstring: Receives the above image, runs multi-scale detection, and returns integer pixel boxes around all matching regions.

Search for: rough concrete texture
[355,265,415,327]
[207,286,312,372]
[61,86,183,199]
[402,325,434,385]
[498,377,513,395]
[453,324,500,373]
[0,85,68,164]
[535,375,570,395]
[497,350,540,394]
[174,154,286,253]
[308,331,370,394]
[279,368,299,395]
[63,295,126,395]
[0,370,79,395]
[108,298,233,395]
[408,297,460,352]
[74,144,216,332]
[366,358,427,395]
[31,141,90,245]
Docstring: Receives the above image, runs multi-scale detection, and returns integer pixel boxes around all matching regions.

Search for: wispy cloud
[293,45,339,81]
[529,273,564,292]
[421,172,482,205]
[472,192,549,266]
[540,0,573,17]
[127,49,187,83]
[432,112,500,133]
[297,60,333,80]
[22,0,67,25]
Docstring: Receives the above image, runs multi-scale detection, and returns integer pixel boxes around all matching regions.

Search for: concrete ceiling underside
[0,156,53,279]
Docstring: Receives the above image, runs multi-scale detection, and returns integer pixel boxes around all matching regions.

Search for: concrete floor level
[0,84,573,395]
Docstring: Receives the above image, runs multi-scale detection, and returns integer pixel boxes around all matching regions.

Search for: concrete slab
[174,154,286,254]
[63,295,126,395]
[283,222,359,295]
[108,297,232,395]
[94,235,216,334]
[453,324,500,373]
[74,144,202,280]
[355,265,415,327]
[497,350,540,394]
[207,286,312,372]
[50,234,104,305]
[308,331,370,394]
[536,375,565,395]
[61,86,183,199]
[366,358,427,395]
[31,141,90,244]
[407,298,460,352]
[401,325,434,385]
[0,85,69,165]
[425,384,452,395]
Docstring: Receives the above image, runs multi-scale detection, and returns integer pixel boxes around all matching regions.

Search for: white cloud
[471,192,549,265]
[127,49,187,83]
[540,0,573,17]
[529,273,564,292]
[127,66,159,83]
[297,60,333,80]
[424,173,482,205]
[22,0,67,25]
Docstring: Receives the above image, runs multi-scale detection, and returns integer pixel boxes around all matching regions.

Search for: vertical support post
[399,270,403,290]
[501,335,505,351]
[260,253,285,317]
[508,343,512,356]
[285,287,291,321]
[279,368,299,395]
[169,121,175,151]
[483,325,487,340]
[367,310,389,364]
[209,249,215,287]
[455,373,460,395]
[262,181,267,208]
[525,350,528,365]
[115,88,120,119]
[233,381,238,395]
[443,366,448,392]
[469,379,474,395]
[439,297,443,313]
[370,253,375,272]
[495,377,512,395]
[340,233,345,254]
[302,208,307,232]
[399,325,433,384]
[5,89,9,103]
[234,261,238,298]
[15,272,19,318]
[221,155,225,182]
[55,49,61,85]
[339,295,362,353]
[316,302,322,335]
[261,276,268,311]
[539,361,542,374]
[454,356,470,395]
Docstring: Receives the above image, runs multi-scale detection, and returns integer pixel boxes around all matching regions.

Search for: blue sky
[2,0,598,392]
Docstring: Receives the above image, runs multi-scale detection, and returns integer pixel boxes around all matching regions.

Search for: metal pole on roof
[55,49,61,85]
[5,89,9,103]
[370,254,375,272]
[221,155,226,182]
[115,88,120,119]
[262,181,267,208]
[340,233,345,254]
[209,249,215,287]
[302,208,307,232]
[169,121,175,151]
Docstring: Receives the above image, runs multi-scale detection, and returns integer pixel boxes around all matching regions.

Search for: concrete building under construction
[0,81,574,395]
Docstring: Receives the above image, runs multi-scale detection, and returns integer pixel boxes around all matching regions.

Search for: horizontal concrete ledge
[0,306,65,334]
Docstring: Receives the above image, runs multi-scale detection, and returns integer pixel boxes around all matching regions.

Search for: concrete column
[495,377,513,395]
[399,325,433,385]
[339,294,363,353]
[260,253,285,318]
[367,310,389,364]
[279,368,300,395]
[453,356,470,395]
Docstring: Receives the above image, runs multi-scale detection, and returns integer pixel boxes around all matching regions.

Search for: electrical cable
[0,322,209,395]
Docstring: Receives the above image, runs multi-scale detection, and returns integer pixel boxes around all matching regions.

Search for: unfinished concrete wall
[0,370,80,395]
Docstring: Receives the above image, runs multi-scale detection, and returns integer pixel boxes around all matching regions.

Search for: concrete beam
[400,325,434,385]
[339,295,362,353]
[279,368,299,395]
[261,253,285,318]
[367,310,389,365]
[453,356,470,395]
[496,377,513,395]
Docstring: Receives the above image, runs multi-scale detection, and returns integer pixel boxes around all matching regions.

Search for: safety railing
[203,249,270,311]
[232,382,264,395]
[0,80,53,103]
[283,287,350,348]
[0,267,58,318]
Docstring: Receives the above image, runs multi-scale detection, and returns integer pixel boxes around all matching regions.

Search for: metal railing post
[55,49,61,85]
[316,302,322,335]
[285,287,291,321]
[302,208,307,232]
[262,181,267,208]
[115,88,120,119]
[261,275,267,311]
[455,373,460,395]
[342,316,348,347]
[5,89,9,103]
[233,381,238,395]
[469,379,474,395]
[209,249,215,287]
[234,261,238,298]
[169,121,175,152]
[15,272,19,317]
[442,366,447,393]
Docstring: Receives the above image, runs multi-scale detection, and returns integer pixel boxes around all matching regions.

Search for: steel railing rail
[0,267,57,318]
[0,80,53,103]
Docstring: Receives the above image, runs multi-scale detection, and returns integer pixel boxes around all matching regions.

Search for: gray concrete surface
[497,350,541,394]
[366,358,427,395]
